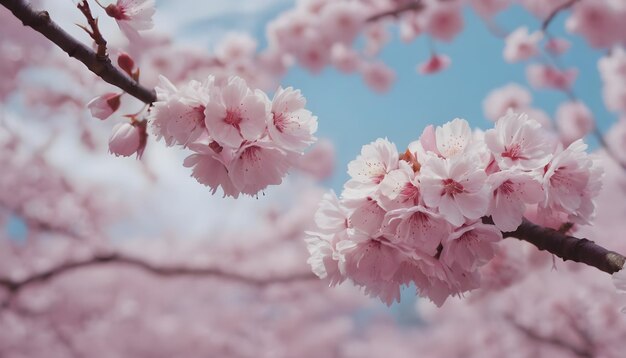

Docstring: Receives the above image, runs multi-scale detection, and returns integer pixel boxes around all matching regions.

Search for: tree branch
[541,0,580,32]
[366,1,424,22]
[0,0,156,104]
[507,316,593,358]
[497,217,626,275]
[0,252,317,296]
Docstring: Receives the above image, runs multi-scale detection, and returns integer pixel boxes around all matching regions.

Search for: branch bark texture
[502,218,625,275]
[0,0,157,104]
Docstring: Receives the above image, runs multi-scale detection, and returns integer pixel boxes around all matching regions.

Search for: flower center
[502,143,527,161]
[273,112,288,133]
[105,5,128,20]
[442,178,464,196]
[224,109,242,128]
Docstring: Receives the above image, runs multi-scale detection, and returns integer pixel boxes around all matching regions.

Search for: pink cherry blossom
[330,44,362,73]
[151,76,211,146]
[545,38,571,55]
[383,205,451,256]
[214,32,258,64]
[598,48,626,113]
[105,0,156,41]
[318,2,365,44]
[418,54,451,75]
[503,27,542,63]
[228,140,292,196]
[108,121,146,158]
[204,76,269,148]
[482,83,532,122]
[487,170,544,231]
[566,0,622,48]
[343,138,399,200]
[267,87,318,153]
[399,13,423,42]
[421,0,464,42]
[484,112,553,170]
[469,0,510,18]
[556,101,595,145]
[86,92,122,120]
[526,64,578,91]
[378,161,420,211]
[440,221,502,271]
[540,139,603,225]
[421,155,489,226]
[435,118,472,158]
[360,62,395,93]
[183,139,238,198]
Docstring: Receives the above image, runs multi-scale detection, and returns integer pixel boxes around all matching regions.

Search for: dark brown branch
[497,217,626,275]
[0,252,317,295]
[508,317,593,358]
[541,0,580,31]
[0,0,156,104]
[366,1,424,22]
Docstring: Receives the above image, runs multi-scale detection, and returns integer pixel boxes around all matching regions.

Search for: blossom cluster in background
[150,75,318,197]
[306,112,602,306]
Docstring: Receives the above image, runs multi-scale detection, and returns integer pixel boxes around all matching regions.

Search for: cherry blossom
[487,170,543,231]
[204,76,269,149]
[104,0,156,41]
[484,112,553,170]
[482,83,532,122]
[86,92,122,120]
[421,155,489,226]
[267,87,318,152]
[150,75,318,197]
[418,54,451,75]
[108,121,147,158]
[540,139,603,225]
[527,64,578,91]
[503,27,542,63]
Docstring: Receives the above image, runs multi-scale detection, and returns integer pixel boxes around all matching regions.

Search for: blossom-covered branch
[0,0,156,104]
[499,218,625,274]
[0,252,317,296]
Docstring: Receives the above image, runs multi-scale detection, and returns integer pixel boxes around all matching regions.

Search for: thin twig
[541,0,580,32]
[76,0,107,59]
[0,0,156,104]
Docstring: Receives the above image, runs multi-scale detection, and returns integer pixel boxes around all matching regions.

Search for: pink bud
[105,4,126,20]
[87,93,122,120]
[545,38,571,55]
[418,54,451,75]
[108,121,147,158]
[117,52,136,76]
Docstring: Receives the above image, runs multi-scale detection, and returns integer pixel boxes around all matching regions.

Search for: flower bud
[87,93,122,120]
[117,52,136,77]
[109,121,147,158]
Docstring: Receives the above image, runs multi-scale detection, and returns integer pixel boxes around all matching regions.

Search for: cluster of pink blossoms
[150,76,318,197]
[306,112,602,306]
